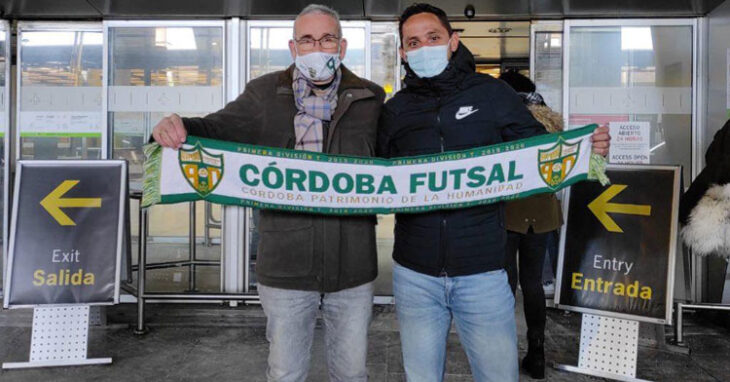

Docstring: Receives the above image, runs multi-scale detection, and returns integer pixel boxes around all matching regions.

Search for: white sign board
[608,121,651,164]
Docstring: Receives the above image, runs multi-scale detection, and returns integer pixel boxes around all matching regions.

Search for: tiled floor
[0,297,728,381]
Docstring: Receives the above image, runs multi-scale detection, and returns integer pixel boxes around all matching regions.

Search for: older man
[152,4,384,381]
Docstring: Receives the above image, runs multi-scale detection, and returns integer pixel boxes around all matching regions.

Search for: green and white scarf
[142,124,608,214]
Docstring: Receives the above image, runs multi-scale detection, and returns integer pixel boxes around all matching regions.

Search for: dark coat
[505,104,564,234]
[377,43,547,277]
[680,119,730,224]
[181,65,386,292]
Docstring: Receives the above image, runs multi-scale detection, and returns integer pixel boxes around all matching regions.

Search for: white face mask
[295,49,342,82]
[405,38,452,78]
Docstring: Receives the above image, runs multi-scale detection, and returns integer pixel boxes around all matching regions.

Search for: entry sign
[555,165,680,324]
[3,161,127,308]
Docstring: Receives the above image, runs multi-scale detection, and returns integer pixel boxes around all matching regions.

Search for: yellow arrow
[40,180,102,226]
[587,184,651,233]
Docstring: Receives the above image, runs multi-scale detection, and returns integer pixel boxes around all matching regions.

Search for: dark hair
[398,3,453,41]
[498,70,536,93]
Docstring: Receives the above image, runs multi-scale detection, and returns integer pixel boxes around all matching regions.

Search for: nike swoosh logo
[455,109,479,120]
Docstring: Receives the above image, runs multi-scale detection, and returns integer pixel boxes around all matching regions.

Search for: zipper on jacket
[438,115,445,152]
[435,99,444,154]
[434,99,448,275]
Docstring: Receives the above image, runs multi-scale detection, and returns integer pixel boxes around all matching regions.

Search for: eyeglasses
[295,35,340,51]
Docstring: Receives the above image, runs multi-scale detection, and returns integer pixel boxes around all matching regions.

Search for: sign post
[554,165,681,381]
[2,160,127,369]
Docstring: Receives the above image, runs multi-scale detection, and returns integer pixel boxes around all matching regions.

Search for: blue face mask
[405,41,451,78]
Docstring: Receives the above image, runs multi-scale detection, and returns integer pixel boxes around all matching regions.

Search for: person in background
[151,4,385,382]
[377,3,610,381]
[680,119,730,257]
[499,69,564,380]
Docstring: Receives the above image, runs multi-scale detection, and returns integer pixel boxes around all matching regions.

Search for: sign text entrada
[570,254,652,301]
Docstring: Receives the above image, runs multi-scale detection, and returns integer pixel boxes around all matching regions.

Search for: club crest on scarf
[178,143,224,197]
[538,138,580,188]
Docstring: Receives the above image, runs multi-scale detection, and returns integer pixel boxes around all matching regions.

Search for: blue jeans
[393,263,518,382]
[258,282,374,382]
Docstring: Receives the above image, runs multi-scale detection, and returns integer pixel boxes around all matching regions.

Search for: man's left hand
[591,125,610,157]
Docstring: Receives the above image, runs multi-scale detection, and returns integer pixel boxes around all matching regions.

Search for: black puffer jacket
[680,119,730,224]
[377,43,546,277]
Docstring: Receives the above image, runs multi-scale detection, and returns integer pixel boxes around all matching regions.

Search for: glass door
[17,23,104,160]
[563,19,696,302]
[370,22,400,299]
[531,21,564,114]
[530,21,564,290]
[247,20,369,81]
[106,21,225,293]
[564,20,695,184]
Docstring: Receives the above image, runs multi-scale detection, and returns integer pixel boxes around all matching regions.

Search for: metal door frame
[0,21,11,299]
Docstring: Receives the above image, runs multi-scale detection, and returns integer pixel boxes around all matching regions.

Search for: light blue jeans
[393,263,518,382]
[258,282,374,382]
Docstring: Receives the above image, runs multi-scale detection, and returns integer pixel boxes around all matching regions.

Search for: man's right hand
[152,113,187,149]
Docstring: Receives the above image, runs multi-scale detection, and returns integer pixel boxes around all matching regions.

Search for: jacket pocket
[339,216,377,282]
[336,131,375,157]
[256,211,315,278]
[365,138,375,157]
